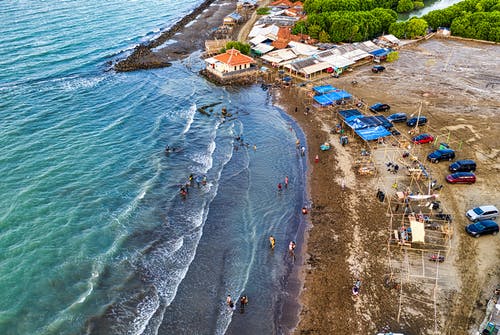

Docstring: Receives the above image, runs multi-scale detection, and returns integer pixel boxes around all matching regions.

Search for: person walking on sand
[284,176,289,189]
[269,236,276,249]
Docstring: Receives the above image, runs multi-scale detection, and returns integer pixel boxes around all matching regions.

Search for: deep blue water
[0,1,306,334]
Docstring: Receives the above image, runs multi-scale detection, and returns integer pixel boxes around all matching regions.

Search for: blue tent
[313,85,337,94]
[355,126,391,141]
[313,90,352,106]
[339,109,362,120]
[370,48,391,57]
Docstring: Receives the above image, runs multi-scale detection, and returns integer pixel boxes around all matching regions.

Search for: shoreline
[114,0,236,72]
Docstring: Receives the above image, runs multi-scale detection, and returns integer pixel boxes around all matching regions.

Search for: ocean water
[0,1,306,334]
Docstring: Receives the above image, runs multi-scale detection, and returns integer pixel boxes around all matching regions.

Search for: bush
[221,41,251,55]
[386,51,399,62]
[256,7,270,15]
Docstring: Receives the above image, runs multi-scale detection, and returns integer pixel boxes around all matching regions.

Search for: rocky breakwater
[114,45,171,72]
[114,0,219,72]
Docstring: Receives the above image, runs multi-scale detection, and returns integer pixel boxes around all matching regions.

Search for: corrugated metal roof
[302,62,331,75]
[319,54,354,68]
[252,43,274,55]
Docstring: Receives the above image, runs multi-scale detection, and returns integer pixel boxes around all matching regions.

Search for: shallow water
[0,1,306,334]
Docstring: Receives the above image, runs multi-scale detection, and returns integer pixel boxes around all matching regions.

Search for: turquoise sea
[0,1,307,334]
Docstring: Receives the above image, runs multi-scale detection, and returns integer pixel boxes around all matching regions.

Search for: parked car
[372,65,386,73]
[465,220,499,237]
[427,149,455,163]
[412,133,434,144]
[446,172,476,184]
[449,159,476,172]
[407,116,428,127]
[466,205,499,221]
[370,103,391,113]
[387,112,407,123]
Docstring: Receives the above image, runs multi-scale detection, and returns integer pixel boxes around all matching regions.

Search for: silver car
[466,205,499,221]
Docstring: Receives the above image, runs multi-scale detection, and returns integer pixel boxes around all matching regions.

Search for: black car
[387,112,407,123]
[369,103,391,113]
[465,220,499,237]
[427,149,455,163]
[407,116,428,127]
[449,159,476,172]
[372,65,386,73]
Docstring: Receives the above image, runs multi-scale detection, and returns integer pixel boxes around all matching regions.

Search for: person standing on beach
[284,176,289,189]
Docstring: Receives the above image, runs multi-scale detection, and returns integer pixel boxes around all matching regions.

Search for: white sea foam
[181,103,196,135]
[99,114,128,134]
[184,19,197,28]
[129,292,161,335]
[60,75,105,91]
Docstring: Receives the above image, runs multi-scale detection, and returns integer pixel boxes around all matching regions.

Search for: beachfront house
[377,34,401,48]
[223,12,243,26]
[205,48,256,77]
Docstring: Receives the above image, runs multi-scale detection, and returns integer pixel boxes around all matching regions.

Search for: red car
[446,172,476,184]
[412,133,434,144]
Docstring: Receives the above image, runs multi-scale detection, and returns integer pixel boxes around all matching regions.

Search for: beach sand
[271,38,500,334]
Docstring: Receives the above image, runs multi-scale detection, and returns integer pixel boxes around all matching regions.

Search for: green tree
[413,1,424,10]
[406,18,428,38]
[292,21,307,35]
[222,41,251,55]
[396,0,414,13]
[318,30,331,42]
[389,21,408,38]
[308,24,322,39]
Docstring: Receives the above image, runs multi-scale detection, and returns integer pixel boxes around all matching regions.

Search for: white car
[466,205,499,222]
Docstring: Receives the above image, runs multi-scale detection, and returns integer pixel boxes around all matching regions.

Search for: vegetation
[389,17,427,39]
[294,0,500,43]
[294,7,398,42]
[221,41,251,55]
[386,51,399,62]
[256,7,271,15]
[422,0,500,42]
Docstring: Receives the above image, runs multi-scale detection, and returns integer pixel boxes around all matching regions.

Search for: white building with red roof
[205,48,256,77]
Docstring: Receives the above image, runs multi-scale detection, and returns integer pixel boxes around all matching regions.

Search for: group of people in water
[179,173,207,199]
[226,294,249,313]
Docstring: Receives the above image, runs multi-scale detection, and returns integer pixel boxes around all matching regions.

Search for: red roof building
[205,49,256,77]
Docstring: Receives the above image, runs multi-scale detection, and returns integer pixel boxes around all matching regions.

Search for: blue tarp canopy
[370,48,391,57]
[313,90,352,106]
[339,109,362,119]
[355,126,391,141]
[313,85,337,94]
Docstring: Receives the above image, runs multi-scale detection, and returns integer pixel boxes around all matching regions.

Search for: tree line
[292,0,500,43]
